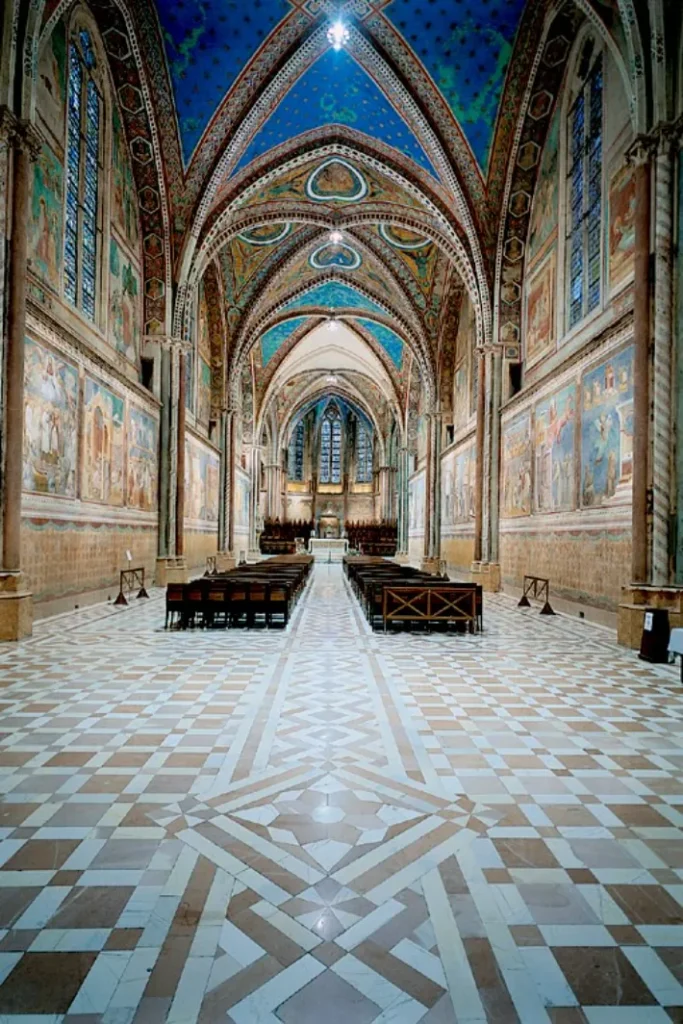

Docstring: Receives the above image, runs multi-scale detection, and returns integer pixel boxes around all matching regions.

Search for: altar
[309,538,348,561]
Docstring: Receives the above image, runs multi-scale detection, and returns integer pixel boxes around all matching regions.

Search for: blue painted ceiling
[283,282,386,316]
[260,315,309,366]
[154,1,526,170]
[235,49,438,177]
[353,318,404,368]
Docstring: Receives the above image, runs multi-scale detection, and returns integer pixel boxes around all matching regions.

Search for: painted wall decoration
[198,358,211,426]
[82,377,125,505]
[234,472,251,531]
[525,253,555,366]
[608,164,636,291]
[185,437,220,522]
[185,348,194,413]
[23,338,78,497]
[453,363,469,430]
[442,445,475,525]
[534,383,576,513]
[501,412,532,517]
[306,159,368,202]
[409,471,425,532]
[127,407,158,512]
[111,106,140,251]
[198,281,211,363]
[581,347,634,507]
[36,19,66,142]
[528,108,559,265]
[28,144,63,292]
[108,237,140,362]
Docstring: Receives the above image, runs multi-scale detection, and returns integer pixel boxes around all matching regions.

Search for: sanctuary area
[0,0,683,1019]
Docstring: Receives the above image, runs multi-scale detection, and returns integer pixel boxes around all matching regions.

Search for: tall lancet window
[356,422,373,483]
[65,27,102,321]
[567,48,603,329]
[288,421,305,482]
[319,406,342,484]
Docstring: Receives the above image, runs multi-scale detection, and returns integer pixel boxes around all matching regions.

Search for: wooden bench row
[165,556,313,630]
[344,556,482,633]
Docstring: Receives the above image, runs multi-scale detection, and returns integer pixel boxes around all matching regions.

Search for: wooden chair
[183,581,205,629]
[165,583,185,629]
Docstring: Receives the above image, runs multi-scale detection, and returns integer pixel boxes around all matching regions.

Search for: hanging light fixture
[327,20,349,50]
[329,229,343,245]
[327,318,340,332]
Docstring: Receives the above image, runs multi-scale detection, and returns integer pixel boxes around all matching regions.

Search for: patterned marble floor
[0,566,682,1022]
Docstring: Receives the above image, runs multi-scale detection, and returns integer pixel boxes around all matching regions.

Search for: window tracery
[288,420,305,482]
[65,26,102,321]
[356,422,373,483]
[320,406,342,484]
[566,48,603,329]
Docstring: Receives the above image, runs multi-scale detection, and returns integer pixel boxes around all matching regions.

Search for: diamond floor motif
[0,565,682,1022]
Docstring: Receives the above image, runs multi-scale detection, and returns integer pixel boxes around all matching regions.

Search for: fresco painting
[185,438,219,522]
[409,472,425,532]
[128,407,158,512]
[609,164,636,291]
[453,363,469,430]
[109,237,140,362]
[534,383,576,513]
[234,473,250,530]
[198,282,211,362]
[23,339,78,497]
[112,107,140,250]
[581,347,634,507]
[28,145,63,292]
[525,254,555,366]
[82,378,125,505]
[37,20,66,141]
[528,108,559,264]
[442,445,475,525]
[198,358,211,426]
[501,413,532,517]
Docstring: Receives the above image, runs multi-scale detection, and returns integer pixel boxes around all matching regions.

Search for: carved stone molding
[0,107,41,160]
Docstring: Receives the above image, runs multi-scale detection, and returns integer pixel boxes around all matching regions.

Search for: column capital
[626,134,657,168]
[0,108,42,159]
[143,334,192,354]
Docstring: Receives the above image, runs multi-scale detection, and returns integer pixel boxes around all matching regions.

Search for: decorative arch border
[232,228,432,396]
[30,0,173,336]
[493,1,587,359]
[172,29,491,341]
[252,308,408,413]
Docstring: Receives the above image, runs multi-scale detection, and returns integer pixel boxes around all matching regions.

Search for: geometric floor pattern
[0,567,683,1021]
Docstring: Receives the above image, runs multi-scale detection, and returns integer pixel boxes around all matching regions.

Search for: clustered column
[0,110,41,641]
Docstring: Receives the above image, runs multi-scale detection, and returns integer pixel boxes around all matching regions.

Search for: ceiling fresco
[155,0,293,163]
[282,282,387,316]
[234,49,439,178]
[153,1,527,172]
[352,318,404,369]
[383,0,526,168]
[260,315,310,366]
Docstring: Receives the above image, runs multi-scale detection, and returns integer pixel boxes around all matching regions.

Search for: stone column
[422,412,442,573]
[154,337,189,585]
[395,447,410,561]
[175,352,186,560]
[0,112,40,640]
[378,466,392,521]
[651,128,675,584]
[217,407,236,570]
[248,444,262,559]
[628,139,653,585]
[473,349,486,563]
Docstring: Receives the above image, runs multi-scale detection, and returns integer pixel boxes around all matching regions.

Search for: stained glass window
[320,406,342,484]
[567,53,603,329]
[356,423,373,483]
[65,28,102,320]
[288,421,305,481]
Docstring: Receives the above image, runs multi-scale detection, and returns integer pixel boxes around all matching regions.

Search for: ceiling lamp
[327,318,340,331]
[327,20,349,51]
[329,230,343,245]
[326,374,338,384]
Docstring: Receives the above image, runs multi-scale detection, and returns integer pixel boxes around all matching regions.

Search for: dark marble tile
[552,946,657,1005]
[0,951,97,1013]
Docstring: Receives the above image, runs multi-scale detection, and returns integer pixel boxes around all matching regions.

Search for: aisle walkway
[0,566,682,1021]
